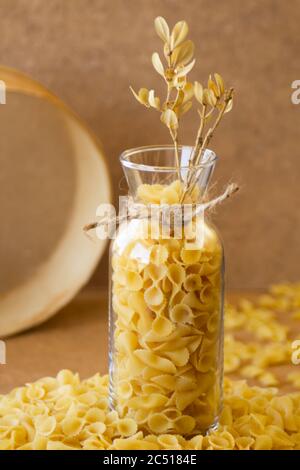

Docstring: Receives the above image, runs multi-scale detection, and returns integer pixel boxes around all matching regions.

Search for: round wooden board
[0,66,111,337]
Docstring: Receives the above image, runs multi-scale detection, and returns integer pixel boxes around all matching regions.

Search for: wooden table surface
[1,290,298,395]
[0,291,109,393]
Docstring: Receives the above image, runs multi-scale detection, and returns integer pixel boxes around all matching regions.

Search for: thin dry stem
[180,105,207,202]
[182,88,234,201]
[195,88,234,167]
[169,129,181,180]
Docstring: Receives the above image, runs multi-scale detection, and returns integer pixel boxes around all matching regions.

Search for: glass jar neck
[120,145,217,202]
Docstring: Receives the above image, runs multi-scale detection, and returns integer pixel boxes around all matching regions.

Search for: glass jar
[109,145,224,436]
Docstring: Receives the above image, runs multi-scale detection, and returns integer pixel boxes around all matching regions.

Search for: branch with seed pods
[130,16,234,202]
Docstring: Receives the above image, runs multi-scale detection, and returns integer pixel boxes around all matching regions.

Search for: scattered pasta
[1,368,300,450]
[1,282,300,449]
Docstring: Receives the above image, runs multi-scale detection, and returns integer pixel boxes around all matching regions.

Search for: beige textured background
[1,0,300,289]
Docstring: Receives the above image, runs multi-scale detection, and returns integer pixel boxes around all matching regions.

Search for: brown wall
[1,0,300,289]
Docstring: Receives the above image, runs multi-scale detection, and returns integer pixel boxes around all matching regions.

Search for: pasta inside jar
[109,178,224,436]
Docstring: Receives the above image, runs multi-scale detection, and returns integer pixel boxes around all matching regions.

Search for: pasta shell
[127,291,149,315]
[174,415,196,434]
[164,348,190,367]
[151,374,176,391]
[175,375,197,392]
[182,292,203,310]
[117,418,138,437]
[184,274,202,291]
[152,316,174,336]
[126,271,144,291]
[148,413,170,433]
[180,248,202,264]
[134,349,176,374]
[175,389,202,411]
[62,416,84,437]
[150,245,169,264]
[145,263,168,281]
[128,393,168,410]
[144,285,164,307]
[34,416,56,436]
[167,263,185,285]
[170,304,194,324]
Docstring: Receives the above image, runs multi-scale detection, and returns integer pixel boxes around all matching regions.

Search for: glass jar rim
[120,145,217,173]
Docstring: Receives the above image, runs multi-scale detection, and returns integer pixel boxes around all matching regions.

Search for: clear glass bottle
[109,145,224,436]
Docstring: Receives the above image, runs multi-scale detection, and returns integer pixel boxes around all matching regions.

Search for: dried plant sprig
[130,17,195,180]
[130,16,234,199]
[181,83,234,201]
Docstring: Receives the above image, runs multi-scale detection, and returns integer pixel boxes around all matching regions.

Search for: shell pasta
[109,182,224,435]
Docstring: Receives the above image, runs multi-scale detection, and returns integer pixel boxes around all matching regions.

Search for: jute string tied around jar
[83,183,239,236]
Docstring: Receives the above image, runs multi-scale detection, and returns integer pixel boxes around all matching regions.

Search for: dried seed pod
[152,52,165,77]
[194,81,204,104]
[214,73,225,96]
[170,20,189,49]
[208,75,220,99]
[171,40,195,67]
[130,87,150,107]
[154,16,170,42]
[148,90,160,110]
[161,109,178,130]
